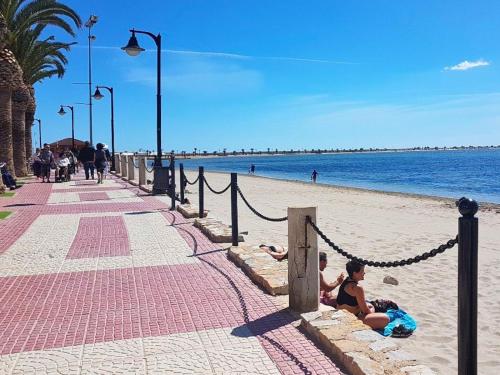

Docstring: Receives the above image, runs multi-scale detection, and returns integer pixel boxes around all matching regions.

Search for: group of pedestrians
[78,141,110,183]
[32,144,76,183]
[32,141,110,184]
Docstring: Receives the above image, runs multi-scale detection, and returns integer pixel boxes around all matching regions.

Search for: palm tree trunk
[1,47,24,179]
[25,87,36,162]
[0,88,15,177]
[12,85,30,177]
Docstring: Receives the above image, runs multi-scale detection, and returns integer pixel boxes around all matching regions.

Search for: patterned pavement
[0,174,344,374]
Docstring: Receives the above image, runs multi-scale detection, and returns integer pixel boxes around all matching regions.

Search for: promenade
[0,173,343,374]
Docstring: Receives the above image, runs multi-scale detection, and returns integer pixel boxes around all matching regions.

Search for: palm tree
[0,14,24,177]
[12,27,74,175]
[0,0,81,174]
[0,13,7,191]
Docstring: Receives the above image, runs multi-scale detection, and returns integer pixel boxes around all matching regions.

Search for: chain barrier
[237,187,288,222]
[185,174,199,185]
[132,158,140,168]
[306,216,458,267]
[143,159,155,173]
[203,177,232,195]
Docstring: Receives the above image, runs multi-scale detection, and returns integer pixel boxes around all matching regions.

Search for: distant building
[49,138,87,152]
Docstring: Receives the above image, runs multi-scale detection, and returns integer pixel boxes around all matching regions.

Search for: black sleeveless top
[336,278,358,307]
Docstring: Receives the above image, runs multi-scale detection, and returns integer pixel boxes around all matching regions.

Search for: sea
[170,149,500,204]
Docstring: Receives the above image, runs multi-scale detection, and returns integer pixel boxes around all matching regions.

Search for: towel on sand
[378,309,417,337]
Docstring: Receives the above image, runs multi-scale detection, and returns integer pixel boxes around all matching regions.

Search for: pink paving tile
[66,216,130,259]
[78,192,109,202]
[54,186,129,193]
[0,211,41,254]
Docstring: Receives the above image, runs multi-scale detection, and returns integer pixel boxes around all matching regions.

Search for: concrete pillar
[127,156,135,181]
[288,207,319,313]
[120,155,127,178]
[138,156,146,186]
[114,154,121,174]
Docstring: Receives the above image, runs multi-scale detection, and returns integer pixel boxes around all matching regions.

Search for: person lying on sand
[319,252,345,307]
[336,260,390,329]
[259,244,288,261]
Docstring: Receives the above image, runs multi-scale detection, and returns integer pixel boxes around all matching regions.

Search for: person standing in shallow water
[311,169,318,183]
[249,164,256,174]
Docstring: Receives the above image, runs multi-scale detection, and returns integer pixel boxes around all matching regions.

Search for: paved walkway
[0,174,344,374]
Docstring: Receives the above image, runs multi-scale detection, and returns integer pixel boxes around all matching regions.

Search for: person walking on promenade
[78,141,96,180]
[32,148,42,179]
[94,143,108,184]
[103,144,111,179]
[311,169,318,183]
[39,143,54,183]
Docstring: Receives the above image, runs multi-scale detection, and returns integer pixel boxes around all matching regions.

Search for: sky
[33,0,500,152]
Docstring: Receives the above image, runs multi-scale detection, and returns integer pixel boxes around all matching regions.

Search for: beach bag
[370,299,399,313]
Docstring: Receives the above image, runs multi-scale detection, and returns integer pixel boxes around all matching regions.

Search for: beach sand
[177,170,500,375]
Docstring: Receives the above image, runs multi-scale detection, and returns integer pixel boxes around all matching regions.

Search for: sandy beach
[176,169,500,375]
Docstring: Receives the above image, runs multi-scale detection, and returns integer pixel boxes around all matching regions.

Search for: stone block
[227,245,287,295]
[350,329,384,343]
[177,204,207,219]
[310,319,340,328]
[300,311,322,322]
[400,365,437,375]
[194,218,241,243]
[368,339,399,352]
[386,349,417,362]
[345,351,385,375]
[336,339,365,353]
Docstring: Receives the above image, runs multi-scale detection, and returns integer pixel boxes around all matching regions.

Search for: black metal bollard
[179,163,185,204]
[199,166,204,218]
[456,197,479,375]
[169,156,176,210]
[231,173,239,246]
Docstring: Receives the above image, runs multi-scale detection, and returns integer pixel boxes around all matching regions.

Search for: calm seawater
[174,149,500,204]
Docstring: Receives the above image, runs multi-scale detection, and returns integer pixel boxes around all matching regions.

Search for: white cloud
[444,59,490,71]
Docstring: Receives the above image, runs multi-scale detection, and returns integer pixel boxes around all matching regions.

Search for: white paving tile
[0,212,198,277]
[2,328,281,374]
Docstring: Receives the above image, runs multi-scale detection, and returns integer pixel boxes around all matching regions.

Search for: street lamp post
[58,105,75,150]
[122,28,168,195]
[85,15,98,145]
[34,118,42,149]
[93,85,116,171]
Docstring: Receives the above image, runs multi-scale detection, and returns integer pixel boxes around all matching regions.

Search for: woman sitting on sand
[336,260,389,329]
[259,244,288,261]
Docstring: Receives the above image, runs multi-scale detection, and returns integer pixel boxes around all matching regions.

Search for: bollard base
[152,167,169,195]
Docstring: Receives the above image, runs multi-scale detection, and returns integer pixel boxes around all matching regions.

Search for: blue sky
[34,0,500,152]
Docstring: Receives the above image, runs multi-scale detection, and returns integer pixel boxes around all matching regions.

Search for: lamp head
[58,106,66,116]
[122,31,145,56]
[93,88,104,100]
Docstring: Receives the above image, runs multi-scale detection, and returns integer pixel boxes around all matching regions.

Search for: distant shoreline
[125,145,500,159]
